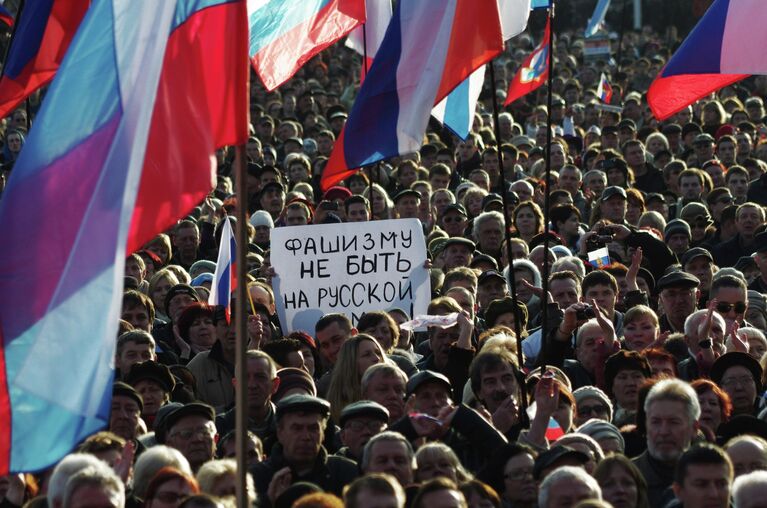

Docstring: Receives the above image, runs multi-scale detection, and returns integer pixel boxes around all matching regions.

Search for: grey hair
[472,211,505,243]
[361,362,408,395]
[684,309,725,340]
[63,463,124,508]
[733,470,767,508]
[507,259,542,287]
[49,453,107,508]
[583,169,607,184]
[362,431,414,472]
[132,445,192,499]
[538,466,601,507]
[644,378,701,424]
[552,256,586,279]
[196,459,256,503]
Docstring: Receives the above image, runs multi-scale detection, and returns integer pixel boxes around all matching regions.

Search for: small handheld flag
[545,416,565,441]
[597,72,613,104]
[588,246,611,269]
[209,218,237,323]
[504,17,550,105]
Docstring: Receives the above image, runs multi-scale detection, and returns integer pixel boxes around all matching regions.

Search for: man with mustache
[469,349,523,440]
[632,379,700,507]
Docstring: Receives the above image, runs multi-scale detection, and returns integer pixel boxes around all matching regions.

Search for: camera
[575,305,596,321]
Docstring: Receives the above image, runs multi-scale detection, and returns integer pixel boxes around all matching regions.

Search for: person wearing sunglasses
[710,275,750,329]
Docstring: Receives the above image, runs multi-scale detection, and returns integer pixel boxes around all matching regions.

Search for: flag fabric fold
[321,0,504,191]
[432,0,531,140]
[647,0,766,120]
[0,0,248,474]
[0,5,14,27]
[504,16,550,106]
[208,218,237,323]
[0,0,89,120]
[585,0,610,37]
[345,0,392,83]
[249,0,366,91]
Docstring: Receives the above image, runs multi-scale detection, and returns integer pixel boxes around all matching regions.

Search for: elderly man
[725,435,767,478]
[677,307,726,381]
[633,379,700,507]
[251,394,358,498]
[159,402,218,472]
[336,400,389,463]
[362,431,416,488]
[538,466,602,508]
[733,470,767,508]
[472,211,505,261]
[657,271,701,334]
[361,363,408,423]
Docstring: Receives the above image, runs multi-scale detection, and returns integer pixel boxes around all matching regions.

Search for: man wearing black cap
[693,133,716,164]
[682,248,716,306]
[336,400,389,463]
[599,186,628,225]
[476,270,509,316]
[657,271,701,334]
[439,204,469,238]
[442,237,475,271]
[125,361,175,431]
[110,382,143,443]
[391,189,419,220]
[391,370,507,472]
[251,394,358,499]
[162,402,217,471]
[259,181,286,220]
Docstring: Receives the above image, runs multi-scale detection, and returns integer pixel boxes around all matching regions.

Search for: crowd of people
[4,8,767,508]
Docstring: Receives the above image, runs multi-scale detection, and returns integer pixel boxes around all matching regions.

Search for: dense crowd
[4,11,767,508]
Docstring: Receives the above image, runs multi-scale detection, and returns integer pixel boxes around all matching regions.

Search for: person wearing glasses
[479,443,538,508]
[573,386,613,427]
[710,275,750,330]
[160,403,217,473]
[711,352,763,417]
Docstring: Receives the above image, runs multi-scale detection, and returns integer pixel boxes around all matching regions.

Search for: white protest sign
[271,218,431,334]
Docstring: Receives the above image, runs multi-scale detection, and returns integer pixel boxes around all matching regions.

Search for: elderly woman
[175,303,217,361]
[691,378,732,436]
[415,443,472,484]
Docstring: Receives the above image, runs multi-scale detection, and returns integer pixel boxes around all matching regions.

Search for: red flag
[504,17,550,106]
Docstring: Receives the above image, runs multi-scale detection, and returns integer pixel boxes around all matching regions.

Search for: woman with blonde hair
[621,305,660,352]
[415,442,473,483]
[363,183,393,220]
[326,334,388,422]
[147,268,180,323]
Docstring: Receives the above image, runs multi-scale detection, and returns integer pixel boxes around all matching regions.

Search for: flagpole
[233,143,249,508]
[488,61,528,415]
[234,8,251,503]
[361,22,375,204]
[616,0,629,73]
[0,0,24,81]
[539,2,556,374]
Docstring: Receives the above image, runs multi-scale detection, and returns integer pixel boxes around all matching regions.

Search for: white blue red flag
[0,0,248,474]
[504,16,550,105]
[0,0,89,120]
[597,72,613,103]
[647,0,767,120]
[321,0,504,190]
[585,0,610,37]
[209,218,237,323]
[249,0,366,91]
[432,0,531,140]
[345,0,392,83]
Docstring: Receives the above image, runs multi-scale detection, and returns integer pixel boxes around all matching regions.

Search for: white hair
[538,466,601,508]
[63,463,124,508]
[552,256,586,279]
[49,453,107,508]
[733,470,767,508]
[507,259,542,287]
[684,309,725,340]
[644,378,701,424]
[132,445,192,499]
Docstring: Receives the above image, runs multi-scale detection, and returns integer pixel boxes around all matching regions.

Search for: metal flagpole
[539,2,556,374]
[488,61,528,415]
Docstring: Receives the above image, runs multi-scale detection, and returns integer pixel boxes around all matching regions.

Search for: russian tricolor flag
[597,72,613,104]
[647,0,767,120]
[209,218,237,323]
[346,0,392,83]
[249,0,366,91]
[432,0,530,140]
[322,0,504,190]
[0,0,248,474]
[545,416,565,441]
[0,0,89,120]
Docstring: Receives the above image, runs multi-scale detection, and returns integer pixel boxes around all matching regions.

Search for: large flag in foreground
[432,0,531,139]
[0,0,89,120]
[0,0,248,474]
[321,0,504,190]
[249,0,366,91]
[504,16,550,105]
[647,0,767,120]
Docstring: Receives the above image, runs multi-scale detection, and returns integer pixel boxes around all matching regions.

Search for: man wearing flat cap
[251,394,358,500]
[656,270,701,334]
[109,382,143,443]
[125,360,175,431]
[336,400,389,463]
[162,401,217,472]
